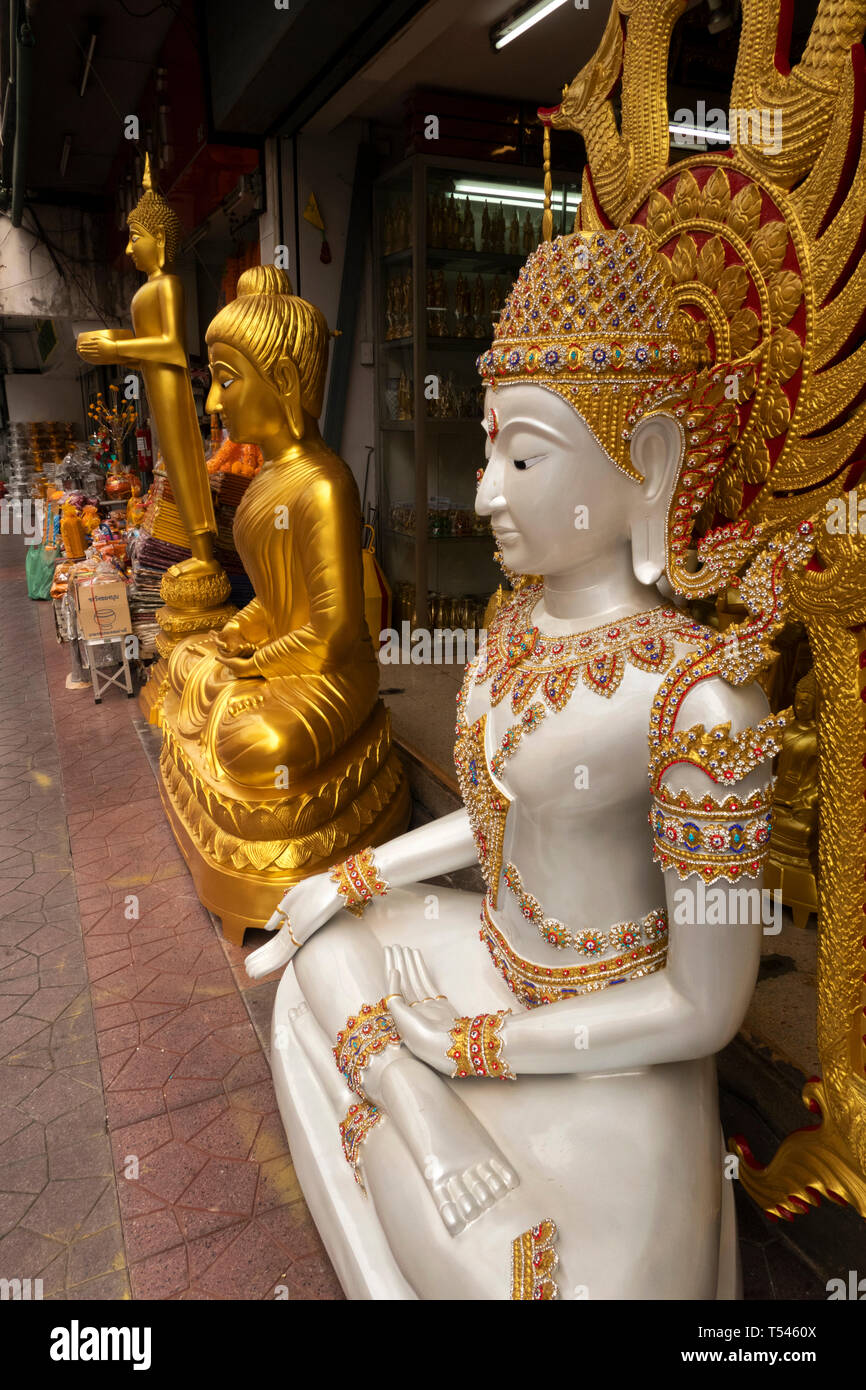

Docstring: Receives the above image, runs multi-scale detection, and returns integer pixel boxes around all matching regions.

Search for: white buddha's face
[476,383,641,580]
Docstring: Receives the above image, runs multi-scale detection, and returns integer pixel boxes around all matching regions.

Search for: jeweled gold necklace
[477,584,710,711]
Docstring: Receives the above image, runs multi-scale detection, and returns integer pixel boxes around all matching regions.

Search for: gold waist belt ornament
[480,898,668,1009]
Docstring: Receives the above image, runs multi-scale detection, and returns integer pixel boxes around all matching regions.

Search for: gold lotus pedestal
[139,569,237,725]
[158,698,409,944]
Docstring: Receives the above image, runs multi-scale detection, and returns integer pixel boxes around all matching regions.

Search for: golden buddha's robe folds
[169,450,379,784]
[158,444,408,941]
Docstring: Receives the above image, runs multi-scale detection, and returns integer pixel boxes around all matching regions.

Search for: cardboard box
[75,577,131,640]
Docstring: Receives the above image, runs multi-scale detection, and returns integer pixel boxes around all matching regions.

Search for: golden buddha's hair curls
[206,265,330,419]
[127,191,184,266]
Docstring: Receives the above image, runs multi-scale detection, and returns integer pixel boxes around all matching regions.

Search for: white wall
[0,207,129,321]
[5,374,84,428]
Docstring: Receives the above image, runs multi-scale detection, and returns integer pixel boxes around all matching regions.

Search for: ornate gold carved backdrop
[549,0,866,1220]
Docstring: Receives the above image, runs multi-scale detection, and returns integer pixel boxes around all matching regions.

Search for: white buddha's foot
[374,1052,519,1236]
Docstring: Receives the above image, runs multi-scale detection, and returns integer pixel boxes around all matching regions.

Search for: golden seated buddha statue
[159,266,409,942]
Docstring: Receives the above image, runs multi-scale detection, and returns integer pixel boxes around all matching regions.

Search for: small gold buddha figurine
[509,210,521,255]
[765,669,820,927]
[400,271,413,338]
[60,504,86,561]
[494,203,506,253]
[522,208,535,254]
[396,369,413,420]
[159,266,408,941]
[435,269,448,335]
[454,273,470,337]
[426,270,437,335]
[446,194,460,249]
[481,203,491,252]
[461,197,475,251]
[126,480,145,529]
[472,273,487,338]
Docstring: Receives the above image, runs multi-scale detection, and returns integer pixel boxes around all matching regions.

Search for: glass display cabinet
[373,154,582,630]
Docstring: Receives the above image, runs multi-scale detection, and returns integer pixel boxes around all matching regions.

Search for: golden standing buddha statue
[77,156,235,720]
[158,266,408,942]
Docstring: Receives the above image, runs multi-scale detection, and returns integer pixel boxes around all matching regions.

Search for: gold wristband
[333,998,401,1096]
[274,910,301,947]
[329,846,390,918]
[447,1009,515,1079]
[339,1097,384,1194]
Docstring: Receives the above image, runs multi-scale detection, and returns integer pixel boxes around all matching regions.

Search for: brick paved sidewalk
[0,534,341,1300]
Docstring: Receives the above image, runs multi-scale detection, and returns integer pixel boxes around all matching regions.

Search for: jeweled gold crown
[476,225,709,481]
[477,225,705,388]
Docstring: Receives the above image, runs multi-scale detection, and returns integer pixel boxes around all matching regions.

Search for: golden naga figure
[77,156,235,719]
[158,265,409,942]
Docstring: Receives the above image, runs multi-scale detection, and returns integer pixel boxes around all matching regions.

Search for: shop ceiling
[0,0,176,202]
[203,0,825,139]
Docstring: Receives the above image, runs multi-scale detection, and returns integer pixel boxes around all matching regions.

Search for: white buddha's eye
[512,454,546,471]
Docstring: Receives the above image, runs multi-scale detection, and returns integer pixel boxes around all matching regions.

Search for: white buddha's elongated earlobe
[629,515,666,585]
[626,413,682,586]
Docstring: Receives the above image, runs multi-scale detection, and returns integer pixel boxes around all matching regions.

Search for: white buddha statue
[244,225,790,1299]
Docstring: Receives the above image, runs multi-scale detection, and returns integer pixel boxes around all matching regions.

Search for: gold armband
[339,1097,384,1193]
[650,783,773,884]
[447,1010,515,1080]
[329,846,389,917]
[333,999,401,1096]
[511,1218,559,1300]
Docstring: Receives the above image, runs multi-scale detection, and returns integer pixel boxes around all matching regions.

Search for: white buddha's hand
[386,945,455,1074]
[244,873,341,980]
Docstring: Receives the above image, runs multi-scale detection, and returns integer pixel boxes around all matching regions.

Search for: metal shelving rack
[373,153,580,630]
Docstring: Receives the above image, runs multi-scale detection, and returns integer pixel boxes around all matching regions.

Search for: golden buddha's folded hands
[212,618,259,677]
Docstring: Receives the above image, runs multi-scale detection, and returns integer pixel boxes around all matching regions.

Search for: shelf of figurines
[382,247,526,275]
[391,583,493,633]
[388,503,491,540]
[384,336,495,350]
[382,419,481,432]
[383,195,546,263]
[386,528,491,542]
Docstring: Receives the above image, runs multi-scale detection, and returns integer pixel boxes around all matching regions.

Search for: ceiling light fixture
[454,178,581,212]
[79,33,97,98]
[59,134,72,177]
[491,0,570,51]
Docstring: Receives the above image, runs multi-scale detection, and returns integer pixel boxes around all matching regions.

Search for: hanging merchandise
[362,523,391,649]
[135,424,153,473]
[303,192,331,263]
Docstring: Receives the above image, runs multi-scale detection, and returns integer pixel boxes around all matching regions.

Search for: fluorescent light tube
[492,0,570,51]
[454,178,581,212]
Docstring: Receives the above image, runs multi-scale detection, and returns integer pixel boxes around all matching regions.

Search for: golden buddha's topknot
[127,191,184,266]
[206,265,330,419]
